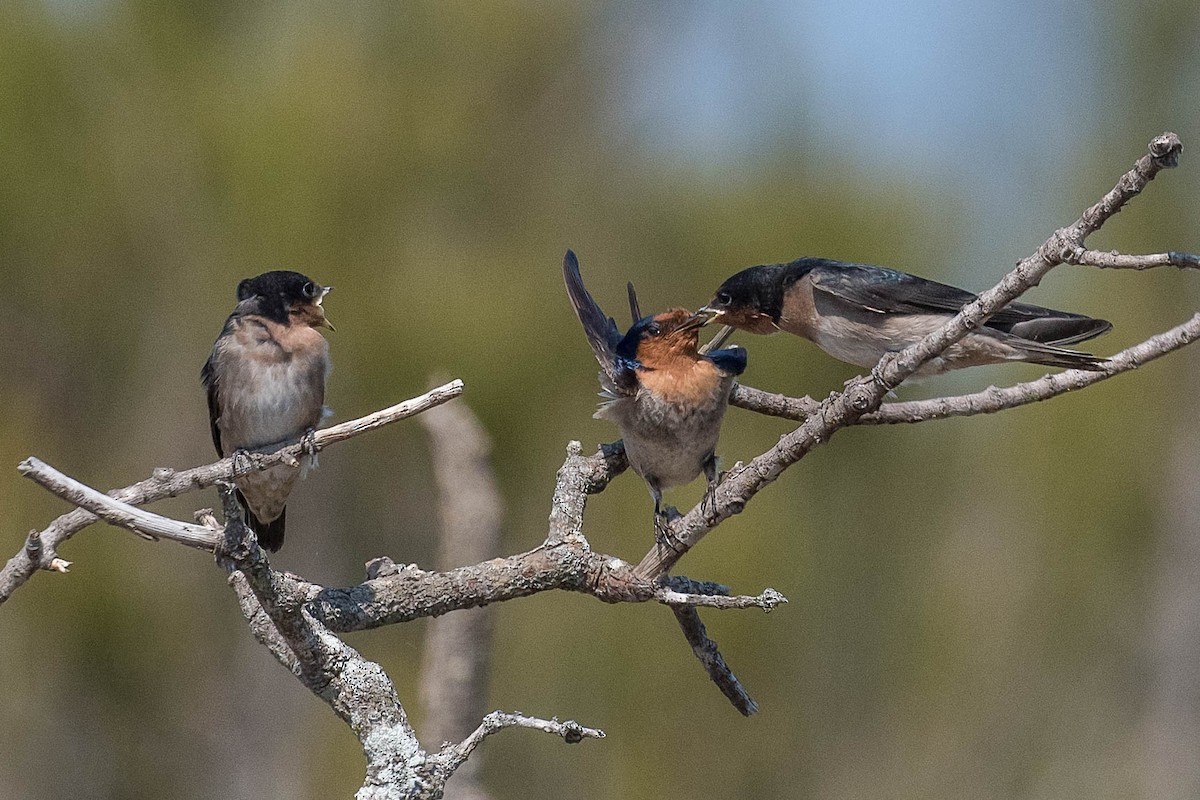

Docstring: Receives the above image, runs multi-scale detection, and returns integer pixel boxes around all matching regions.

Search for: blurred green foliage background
[2,2,1199,798]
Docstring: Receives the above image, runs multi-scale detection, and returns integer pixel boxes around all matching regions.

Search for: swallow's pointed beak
[679,312,710,332]
[316,287,335,331]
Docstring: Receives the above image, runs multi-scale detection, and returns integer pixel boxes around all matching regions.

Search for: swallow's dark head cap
[236,270,333,328]
[706,265,786,316]
[701,263,810,334]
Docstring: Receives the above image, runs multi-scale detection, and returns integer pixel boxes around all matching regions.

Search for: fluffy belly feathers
[598,384,731,490]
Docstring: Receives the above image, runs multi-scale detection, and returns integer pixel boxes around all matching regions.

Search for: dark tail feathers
[235,489,286,552]
[1011,338,1109,372]
[1005,315,1112,347]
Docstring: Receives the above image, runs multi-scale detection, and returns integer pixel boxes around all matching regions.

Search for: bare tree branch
[730,311,1200,425]
[17,449,781,628]
[18,456,222,549]
[0,380,463,603]
[1066,247,1200,271]
[547,440,627,544]
[17,443,741,794]
[657,576,784,716]
[632,132,1185,580]
[672,606,759,716]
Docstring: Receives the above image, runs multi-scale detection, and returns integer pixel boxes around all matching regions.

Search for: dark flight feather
[627,281,642,325]
[563,250,639,394]
[705,347,748,376]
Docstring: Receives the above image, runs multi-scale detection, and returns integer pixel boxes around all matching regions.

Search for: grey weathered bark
[8,134,1199,798]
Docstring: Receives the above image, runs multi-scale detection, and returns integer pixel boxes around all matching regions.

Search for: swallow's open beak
[697,305,723,321]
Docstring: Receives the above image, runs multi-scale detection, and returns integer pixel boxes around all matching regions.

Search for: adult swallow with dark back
[701,257,1111,377]
[563,250,747,534]
[201,270,334,552]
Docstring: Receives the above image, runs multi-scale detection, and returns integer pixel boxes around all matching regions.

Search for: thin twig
[1067,248,1200,271]
[657,586,787,611]
[432,711,605,778]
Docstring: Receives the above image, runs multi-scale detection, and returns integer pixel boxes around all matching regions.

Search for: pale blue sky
[606,1,1119,273]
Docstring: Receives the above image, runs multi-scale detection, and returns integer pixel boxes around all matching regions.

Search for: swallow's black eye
[302,281,317,299]
[716,291,732,306]
[647,323,662,336]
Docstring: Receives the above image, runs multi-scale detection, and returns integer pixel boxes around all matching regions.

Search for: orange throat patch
[636,357,721,404]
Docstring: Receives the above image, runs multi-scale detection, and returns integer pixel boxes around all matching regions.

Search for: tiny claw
[49,558,71,573]
[653,513,670,547]
[653,509,683,551]
[365,556,401,579]
[301,428,318,456]
[300,428,320,475]
[193,508,220,529]
[230,449,252,477]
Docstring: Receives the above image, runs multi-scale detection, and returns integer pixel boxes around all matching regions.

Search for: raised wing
[563,250,622,374]
[626,281,642,325]
[563,250,637,395]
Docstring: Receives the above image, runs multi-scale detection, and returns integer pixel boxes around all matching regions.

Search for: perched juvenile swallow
[201,270,333,552]
[702,258,1111,376]
[563,250,746,534]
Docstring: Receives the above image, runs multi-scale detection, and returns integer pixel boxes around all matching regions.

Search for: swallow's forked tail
[235,488,286,552]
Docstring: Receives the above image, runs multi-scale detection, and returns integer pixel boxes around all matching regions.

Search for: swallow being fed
[202,270,333,552]
[701,257,1111,377]
[563,250,746,534]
